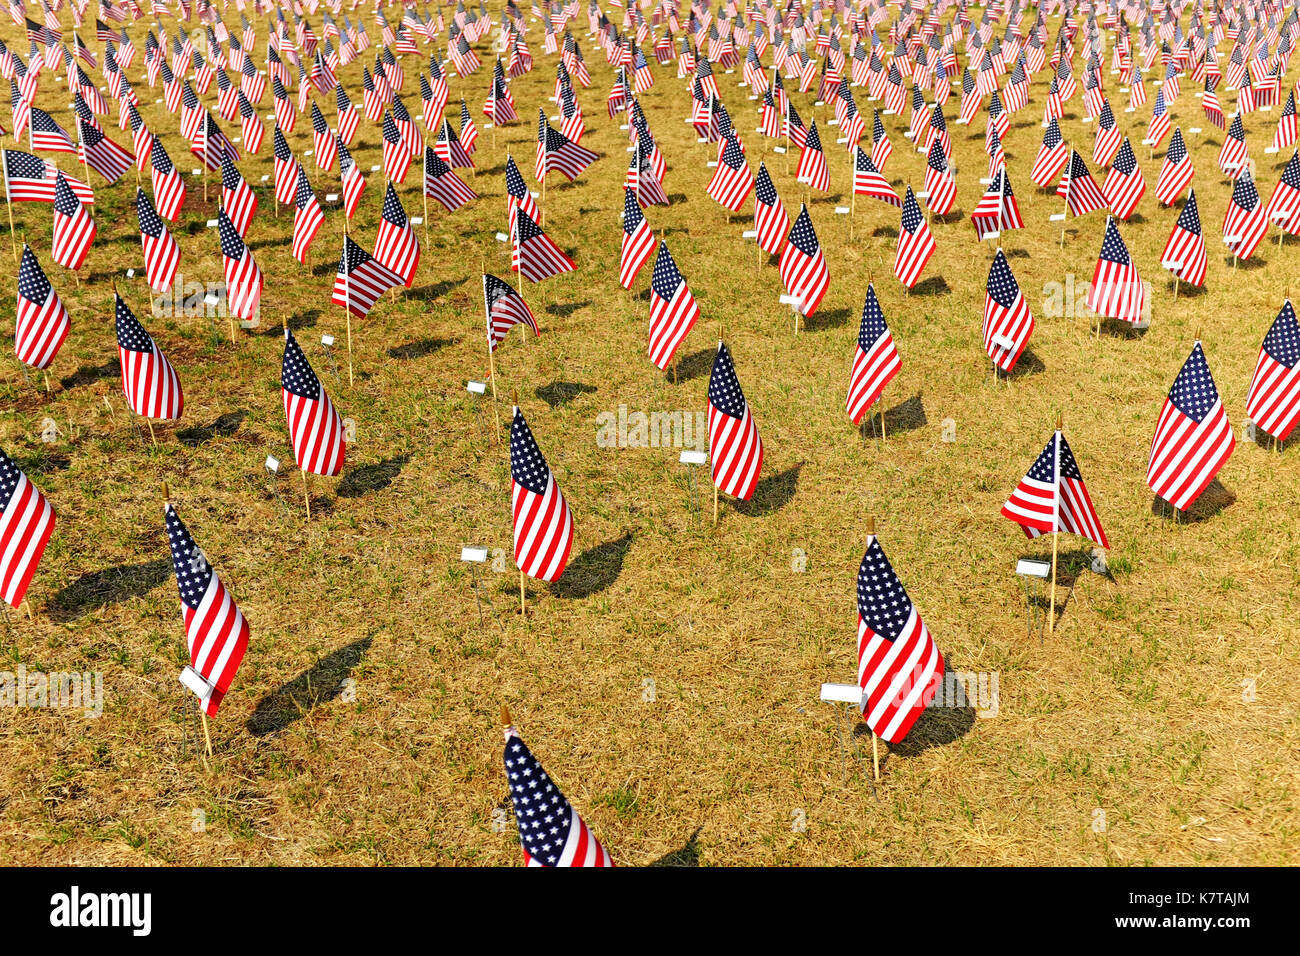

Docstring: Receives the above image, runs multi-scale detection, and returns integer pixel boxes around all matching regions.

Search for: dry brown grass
[0,14,1298,867]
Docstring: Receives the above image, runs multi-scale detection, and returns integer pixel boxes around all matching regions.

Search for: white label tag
[467,380,487,395]
[461,546,489,563]
[707,160,718,167]
[126,268,135,278]
[495,232,509,242]
[371,164,382,171]
[265,455,280,473]
[206,218,218,227]
[325,192,339,201]
[1049,213,1067,222]
[203,293,220,306]
[322,334,336,346]
[1190,127,1203,134]
[679,450,708,465]
[834,206,851,214]
[742,229,758,238]
[411,217,423,225]
[773,145,786,153]
[261,174,270,181]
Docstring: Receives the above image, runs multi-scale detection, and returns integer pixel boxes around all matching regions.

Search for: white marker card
[460,546,489,563]
[265,455,280,473]
[203,293,220,306]
[495,232,509,242]
[467,380,487,395]
[206,218,218,227]
[834,206,851,214]
[679,450,707,465]
[322,334,336,346]
[742,229,758,238]
[325,193,339,201]
[126,268,135,278]
[1049,213,1067,222]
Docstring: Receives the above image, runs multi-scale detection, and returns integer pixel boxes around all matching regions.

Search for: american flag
[923,138,956,216]
[332,234,404,318]
[1058,149,1108,216]
[706,132,753,210]
[1155,127,1195,205]
[1102,137,1146,221]
[514,207,575,283]
[752,161,789,256]
[535,109,598,182]
[307,102,337,174]
[779,204,829,316]
[380,111,412,182]
[1224,169,1268,260]
[846,283,900,425]
[220,154,257,237]
[1202,79,1225,129]
[335,82,359,144]
[167,501,249,718]
[502,723,611,866]
[510,406,574,582]
[1002,430,1109,548]
[1145,88,1171,148]
[76,119,133,184]
[1246,299,1300,442]
[291,165,324,264]
[374,180,420,286]
[50,172,95,271]
[424,147,477,212]
[1147,341,1235,511]
[237,91,264,155]
[707,342,763,501]
[983,248,1035,373]
[894,185,936,289]
[1263,150,1300,236]
[647,240,699,369]
[282,328,346,476]
[1030,117,1069,188]
[619,186,655,289]
[28,107,75,153]
[14,244,68,370]
[1273,91,1297,152]
[484,272,538,350]
[852,146,900,206]
[856,532,943,744]
[0,446,53,610]
[795,117,829,192]
[272,125,298,206]
[971,168,1024,239]
[5,149,90,204]
[1218,113,1248,175]
[1161,189,1207,288]
[116,293,183,420]
[136,187,179,293]
[1093,100,1122,166]
[1086,217,1146,324]
[457,98,479,155]
[217,210,263,322]
[338,137,366,219]
[273,77,296,132]
[435,115,474,169]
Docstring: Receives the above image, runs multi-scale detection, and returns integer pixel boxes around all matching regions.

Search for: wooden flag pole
[866,514,881,782]
[1048,413,1062,636]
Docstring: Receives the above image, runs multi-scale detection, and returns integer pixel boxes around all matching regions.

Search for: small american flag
[136,187,179,293]
[381,111,412,182]
[857,532,943,744]
[282,328,346,476]
[1102,137,1146,221]
[1146,88,1171,147]
[1218,113,1248,175]
[1161,189,1207,288]
[335,82,359,144]
[1224,170,1268,260]
[535,108,597,182]
[373,180,420,286]
[332,234,404,318]
[77,119,134,183]
[14,245,68,370]
[779,204,829,316]
[116,293,183,420]
[647,240,699,370]
[1002,430,1109,547]
[1147,341,1235,511]
[484,273,538,350]
[1155,127,1195,205]
[28,107,75,153]
[752,161,789,255]
[1093,100,1122,166]
[707,342,763,500]
[1030,117,1069,188]
[50,172,95,271]
[923,138,956,216]
[983,248,1035,372]
[1058,149,1108,216]
[218,209,263,321]
[1246,299,1300,441]
[1273,91,1297,152]
[423,147,477,213]
[272,125,299,206]
[168,501,249,718]
[706,132,753,210]
[846,283,900,425]
[147,135,184,220]
[1086,217,1146,324]
[0,446,55,609]
[220,154,258,238]
[514,207,575,283]
[510,406,574,582]
[291,165,324,264]
[853,146,899,205]
[338,137,366,219]
[795,117,829,191]
[619,186,655,289]
[1263,149,1300,235]
[894,185,936,289]
[502,722,611,866]
[312,101,339,172]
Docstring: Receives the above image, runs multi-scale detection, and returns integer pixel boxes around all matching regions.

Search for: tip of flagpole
[1056,413,1063,432]
[500,704,512,729]
[162,480,170,503]
[511,388,518,407]
[865,515,875,536]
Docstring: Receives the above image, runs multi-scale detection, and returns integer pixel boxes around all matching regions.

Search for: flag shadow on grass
[177,410,246,446]
[861,392,928,437]
[60,358,120,392]
[246,637,373,736]
[871,225,899,239]
[388,337,458,359]
[1223,254,1267,270]
[649,826,703,867]
[851,666,977,767]
[545,299,590,317]
[337,455,411,497]
[1004,349,1046,381]
[535,380,597,408]
[1098,318,1148,340]
[1019,546,1095,630]
[14,450,70,475]
[1165,277,1208,297]
[909,275,951,296]
[801,307,851,332]
[549,532,634,600]
[1151,479,1235,523]
[408,278,465,301]
[663,347,715,384]
[46,558,172,622]
[730,464,802,518]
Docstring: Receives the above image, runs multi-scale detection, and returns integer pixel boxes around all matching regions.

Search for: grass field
[0,11,1298,867]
